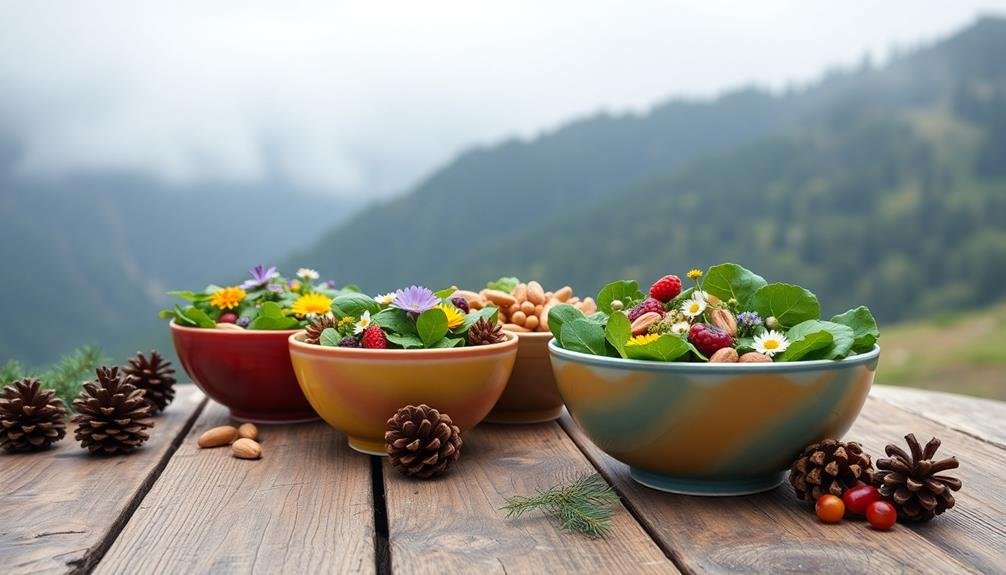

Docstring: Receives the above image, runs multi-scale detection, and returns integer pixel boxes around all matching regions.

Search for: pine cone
[0,378,67,452]
[385,404,462,478]
[305,314,338,345]
[874,433,962,522]
[468,317,505,346]
[72,367,154,455]
[789,438,875,502]
[122,351,176,414]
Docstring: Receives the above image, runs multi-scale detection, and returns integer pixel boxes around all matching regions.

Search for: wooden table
[2,385,1004,574]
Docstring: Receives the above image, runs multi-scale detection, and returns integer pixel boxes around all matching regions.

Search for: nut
[484,289,517,307]
[520,300,535,315]
[709,348,739,363]
[512,283,528,302]
[630,312,663,336]
[198,425,238,448]
[526,281,546,305]
[579,297,597,315]
[232,438,262,459]
[237,422,258,441]
[554,286,573,302]
[524,315,539,330]
[739,352,773,363]
[511,311,527,325]
[709,308,738,336]
[502,322,531,332]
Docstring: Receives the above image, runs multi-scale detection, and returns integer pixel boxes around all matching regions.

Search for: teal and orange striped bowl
[550,340,880,496]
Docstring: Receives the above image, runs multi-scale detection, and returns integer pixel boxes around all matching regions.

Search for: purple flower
[390,285,439,314]
[241,265,280,290]
[737,311,763,331]
[266,283,285,294]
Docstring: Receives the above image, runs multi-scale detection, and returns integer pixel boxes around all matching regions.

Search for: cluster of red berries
[688,323,732,356]
[814,485,897,530]
[646,274,735,356]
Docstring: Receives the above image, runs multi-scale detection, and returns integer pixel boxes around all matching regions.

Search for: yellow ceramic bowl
[288,332,518,455]
[486,332,564,423]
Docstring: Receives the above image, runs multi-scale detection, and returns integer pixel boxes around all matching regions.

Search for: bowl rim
[548,339,880,373]
[288,330,518,359]
[169,319,300,337]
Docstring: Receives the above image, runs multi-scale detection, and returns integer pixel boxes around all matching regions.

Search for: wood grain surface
[382,421,672,574]
[870,385,1006,448]
[0,385,205,575]
[94,401,376,575]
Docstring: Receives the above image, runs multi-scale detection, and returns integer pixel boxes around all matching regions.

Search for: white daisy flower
[374,292,396,306]
[297,268,320,281]
[680,296,707,319]
[353,310,372,334]
[753,330,790,357]
[670,321,691,336]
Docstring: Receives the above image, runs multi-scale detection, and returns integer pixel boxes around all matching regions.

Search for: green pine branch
[1,346,107,410]
[501,472,620,538]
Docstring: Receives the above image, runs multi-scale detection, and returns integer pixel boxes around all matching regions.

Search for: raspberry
[688,323,733,357]
[338,336,360,348]
[649,275,682,303]
[450,295,470,314]
[628,298,666,321]
[361,326,388,349]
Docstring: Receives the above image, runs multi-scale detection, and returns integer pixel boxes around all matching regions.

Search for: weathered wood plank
[560,393,1006,574]
[0,385,205,575]
[94,400,375,575]
[870,385,1006,448]
[383,421,673,574]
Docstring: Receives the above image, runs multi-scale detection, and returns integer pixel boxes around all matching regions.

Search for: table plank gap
[869,385,1006,449]
[370,456,392,575]
[93,401,376,575]
[0,385,205,575]
[383,421,673,574]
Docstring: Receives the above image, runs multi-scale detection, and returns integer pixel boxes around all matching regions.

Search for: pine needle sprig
[501,472,619,538]
[0,346,107,410]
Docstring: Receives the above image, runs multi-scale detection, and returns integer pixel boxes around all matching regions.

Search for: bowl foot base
[348,437,388,456]
[630,468,785,496]
[229,409,320,424]
[484,406,564,424]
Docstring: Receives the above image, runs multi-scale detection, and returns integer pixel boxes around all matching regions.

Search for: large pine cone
[122,350,176,414]
[304,314,338,345]
[789,438,875,502]
[875,433,962,522]
[385,404,462,478]
[72,367,154,455]
[467,317,505,346]
[0,378,67,452]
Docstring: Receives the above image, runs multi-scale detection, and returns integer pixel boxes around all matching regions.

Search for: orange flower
[210,286,246,310]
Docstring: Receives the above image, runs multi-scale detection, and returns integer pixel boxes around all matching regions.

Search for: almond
[512,283,528,302]
[630,312,662,336]
[524,315,539,331]
[502,322,530,332]
[739,352,773,363]
[553,286,573,302]
[232,438,262,459]
[709,347,739,363]
[237,422,258,441]
[511,311,527,325]
[455,289,482,303]
[709,308,738,336]
[526,281,546,305]
[484,289,517,307]
[198,425,238,448]
[579,297,597,315]
[520,301,536,315]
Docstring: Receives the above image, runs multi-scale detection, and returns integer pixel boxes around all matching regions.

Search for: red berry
[842,485,881,516]
[218,312,238,324]
[815,494,845,524]
[649,275,682,303]
[688,323,733,356]
[866,501,897,530]
[628,298,666,321]
[361,326,388,349]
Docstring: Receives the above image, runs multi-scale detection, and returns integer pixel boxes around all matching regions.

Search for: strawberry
[688,323,733,357]
[649,275,682,303]
[361,326,388,349]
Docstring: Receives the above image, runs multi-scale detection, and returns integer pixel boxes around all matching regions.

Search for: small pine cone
[122,350,177,414]
[874,433,962,522]
[0,378,67,452]
[72,367,155,455]
[789,438,875,503]
[304,314,338,345]
[467,317,505,346]
[385,404,462,479]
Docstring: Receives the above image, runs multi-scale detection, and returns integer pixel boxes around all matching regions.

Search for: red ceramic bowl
[170,321,319,423]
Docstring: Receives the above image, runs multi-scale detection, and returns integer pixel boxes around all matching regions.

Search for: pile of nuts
[197,422,262,459]
[456,282,595,333]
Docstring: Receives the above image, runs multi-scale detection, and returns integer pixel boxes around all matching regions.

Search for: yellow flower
[338,316,356,328]
[625,333,660,346]
[687,268,703,280]
[210,286,246,310]
[437,303,465,329]
[291,293,332,316]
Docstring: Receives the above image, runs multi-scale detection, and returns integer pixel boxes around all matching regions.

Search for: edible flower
[240,265,280,290]
[670,321,691,336]
[353,310,373,334]
[736,311,763,331]
[687,268,703,280]
[375,292,396,306]
[297,268,320,281]
[210,286,246,310]
[391,286,440,314]
[680,296,707,319]
[626,333,660,346]
[753,330,790,357]
[437,303,465,329]
[291,293,333,316]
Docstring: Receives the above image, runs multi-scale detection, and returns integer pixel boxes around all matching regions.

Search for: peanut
[524,315,539,331]
[511,311,527,325]
[484,289,517,307]
[520,301,535,315]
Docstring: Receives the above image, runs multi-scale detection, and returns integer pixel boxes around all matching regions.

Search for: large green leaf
[624,334,691,362]
[830,306,879,353]
[596,280,645,314]
[548,304,584,340]
[780,319,855,361]
[386,332,424,349]
[417,308,449,347]
[319,328,341,347]
[701,263,767,308]
[373,307,417,335]
[486,277,520,293]
[604,312,631,358]
[751,283,820,327]
[559,318,608,356]
[331,293,380,319]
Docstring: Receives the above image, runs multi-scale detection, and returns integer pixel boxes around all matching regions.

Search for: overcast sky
[1,1,1002,198]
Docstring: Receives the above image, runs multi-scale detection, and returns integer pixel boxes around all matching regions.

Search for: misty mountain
[293,17,1006,323]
